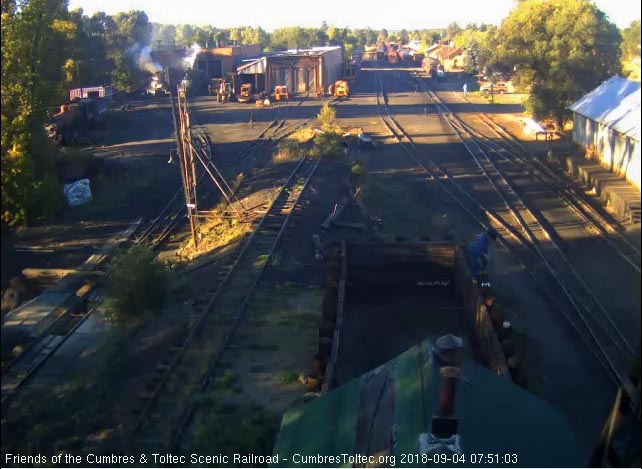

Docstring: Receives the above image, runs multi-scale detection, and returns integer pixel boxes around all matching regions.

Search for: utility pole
[167,67,200,248]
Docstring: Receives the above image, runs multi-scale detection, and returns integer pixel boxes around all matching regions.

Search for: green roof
[272,338,583,467]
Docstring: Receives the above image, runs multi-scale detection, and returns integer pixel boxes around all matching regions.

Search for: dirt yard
[2,67,639,462]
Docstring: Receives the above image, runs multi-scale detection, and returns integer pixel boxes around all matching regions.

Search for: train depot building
[236,46,343,95]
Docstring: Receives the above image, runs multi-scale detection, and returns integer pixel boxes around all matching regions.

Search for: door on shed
[297,68,315,92]
[270,67,292,91]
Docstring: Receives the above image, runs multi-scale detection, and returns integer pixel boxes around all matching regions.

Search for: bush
[351,161,365,177]
[107,245,168,321]
[317,102,341,133]
[311,132,341,159]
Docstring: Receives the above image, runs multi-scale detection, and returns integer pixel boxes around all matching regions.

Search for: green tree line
[1,0,638,226]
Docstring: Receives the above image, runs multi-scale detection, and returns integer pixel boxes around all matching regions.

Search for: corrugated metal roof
[237,57,266,74]
[568,75,641,141]
[272,338,582,467]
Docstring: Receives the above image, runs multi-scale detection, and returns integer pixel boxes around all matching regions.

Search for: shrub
[351,162,364,177]
[317,102,341,133]
[107,244,168,321]
[273,139,304,163]
[311,132,341,159]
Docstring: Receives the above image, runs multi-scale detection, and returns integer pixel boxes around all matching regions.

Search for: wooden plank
[22,268,102,282]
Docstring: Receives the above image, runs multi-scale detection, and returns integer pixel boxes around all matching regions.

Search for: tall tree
[107,11,152,90]
[492,0,621,127]
[621,20,641,59]
[1,0,73,225]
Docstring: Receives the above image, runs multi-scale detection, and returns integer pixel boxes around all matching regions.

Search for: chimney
[431,334,464,439]
[433,334,463,367]
[439,366,460,416]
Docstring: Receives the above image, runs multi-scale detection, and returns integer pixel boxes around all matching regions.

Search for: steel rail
[127,152,321,451]
[375,72,633,386]
[413,79,636,360]
[168,156,321,453]
[471,112,642,273]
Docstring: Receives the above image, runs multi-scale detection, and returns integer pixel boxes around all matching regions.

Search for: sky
[67,0,641,31]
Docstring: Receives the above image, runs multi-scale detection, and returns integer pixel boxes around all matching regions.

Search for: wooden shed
[237,46,342,95]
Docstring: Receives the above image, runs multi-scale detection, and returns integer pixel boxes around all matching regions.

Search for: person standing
[466,229,498,278]
[462,82,468,97]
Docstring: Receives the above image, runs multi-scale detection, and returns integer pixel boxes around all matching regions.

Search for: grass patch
[190,402,277,457]
[279,372,300,385]
[179,215,250,260]
[1,330,130,454]
[273,139,305,164]
[254,254,269,270]
[214,370,237,390]
[268,251,297,271]
[289,128,317,143]
[287,181,306,195]
[250,286,323,321]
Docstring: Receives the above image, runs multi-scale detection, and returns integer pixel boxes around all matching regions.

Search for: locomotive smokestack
[433,334,463,366]
[439,366,460,416]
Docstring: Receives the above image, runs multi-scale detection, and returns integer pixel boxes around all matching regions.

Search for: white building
[568,76,641,190]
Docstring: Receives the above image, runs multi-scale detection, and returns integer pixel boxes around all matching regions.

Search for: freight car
[45,98,107,146]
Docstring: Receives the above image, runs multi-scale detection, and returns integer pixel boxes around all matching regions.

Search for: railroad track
[0,219,142,412]
[1,91,336,436]
[125,93,339,451]
[127,151,320,453]
[134,95,334,249]
[463,112,641,274]
[0,96,309,416]
[404,70,640,274]
[374,71,637,388]
[231,98,305,168]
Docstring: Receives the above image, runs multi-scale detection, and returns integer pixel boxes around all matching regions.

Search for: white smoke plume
[182,43,202,70]
[130,43,164,74]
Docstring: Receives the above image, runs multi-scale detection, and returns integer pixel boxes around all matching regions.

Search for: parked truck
[334,80,349,98]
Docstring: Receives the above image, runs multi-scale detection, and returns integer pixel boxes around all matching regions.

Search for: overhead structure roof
[237,57,266,75]
[569,75,641,142]
[237,46,341,75]
[272,337,582,467]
